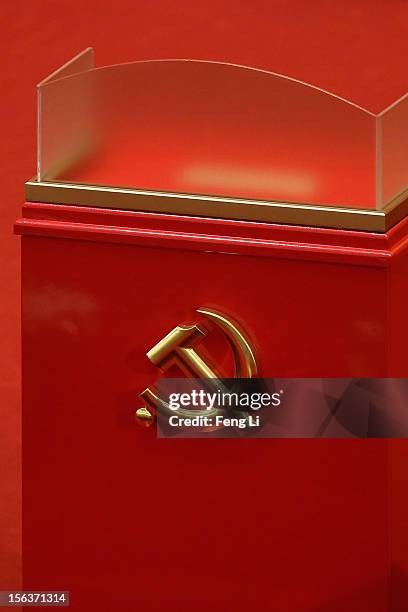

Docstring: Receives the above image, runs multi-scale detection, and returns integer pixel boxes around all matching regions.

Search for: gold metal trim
[25,178,408,233]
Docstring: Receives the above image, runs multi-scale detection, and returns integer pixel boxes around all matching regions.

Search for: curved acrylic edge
[39,54,376,116]
[37,51,408,210]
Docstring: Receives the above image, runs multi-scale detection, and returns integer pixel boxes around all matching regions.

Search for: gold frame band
[25,179,408,233]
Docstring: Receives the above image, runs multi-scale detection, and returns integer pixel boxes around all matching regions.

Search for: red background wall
[2,0,408,594]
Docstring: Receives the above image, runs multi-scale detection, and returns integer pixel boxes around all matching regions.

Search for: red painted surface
[16,202,396,265]
[389,240,408,609]
[18,203,408,610]
[4,1,408,608]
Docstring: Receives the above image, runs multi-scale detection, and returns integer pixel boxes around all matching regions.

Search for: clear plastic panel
[378,94,408,207]
[38,48,95,181]
[37,50,408,210]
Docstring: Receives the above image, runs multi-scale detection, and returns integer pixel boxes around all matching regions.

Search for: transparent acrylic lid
[36,48,408,212]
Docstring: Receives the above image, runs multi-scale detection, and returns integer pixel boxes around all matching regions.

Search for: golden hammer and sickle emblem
[135,307,257,427]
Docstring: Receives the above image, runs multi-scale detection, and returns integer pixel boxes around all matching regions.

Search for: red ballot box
[15,49,408,610]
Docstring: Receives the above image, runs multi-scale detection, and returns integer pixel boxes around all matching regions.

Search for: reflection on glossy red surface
[18,202,408,610]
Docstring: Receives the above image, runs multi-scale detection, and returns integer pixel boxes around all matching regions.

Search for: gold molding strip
[25,179,408,233]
